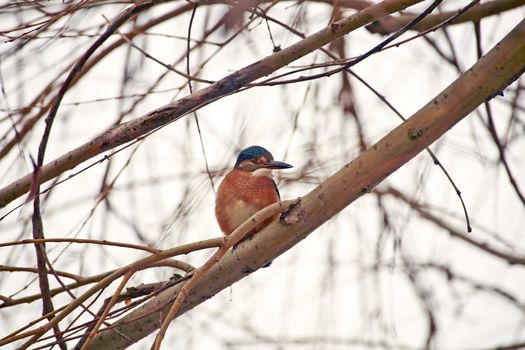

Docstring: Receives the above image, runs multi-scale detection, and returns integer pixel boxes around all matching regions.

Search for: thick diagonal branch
[86,18,525,350]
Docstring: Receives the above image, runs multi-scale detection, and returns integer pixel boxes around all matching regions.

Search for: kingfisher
[215,145,292,236]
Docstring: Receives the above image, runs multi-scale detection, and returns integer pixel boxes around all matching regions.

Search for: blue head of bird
[234,145,292,176]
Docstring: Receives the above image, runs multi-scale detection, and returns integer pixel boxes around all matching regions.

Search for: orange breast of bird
[215,169,280,235]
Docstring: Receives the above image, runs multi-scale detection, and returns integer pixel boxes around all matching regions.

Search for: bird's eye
[238,160,257,168]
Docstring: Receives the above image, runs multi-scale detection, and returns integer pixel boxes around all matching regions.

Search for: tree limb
[85,18,525,349]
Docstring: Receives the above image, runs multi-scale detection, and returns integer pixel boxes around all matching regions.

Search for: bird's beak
[261,160,293,170]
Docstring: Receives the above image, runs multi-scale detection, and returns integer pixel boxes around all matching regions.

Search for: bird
[215,145,292,236]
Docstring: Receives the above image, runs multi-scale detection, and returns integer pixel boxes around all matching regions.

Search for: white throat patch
[252,168,273,178]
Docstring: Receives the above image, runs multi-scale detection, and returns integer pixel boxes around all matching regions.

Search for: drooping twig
[380,187,525,265]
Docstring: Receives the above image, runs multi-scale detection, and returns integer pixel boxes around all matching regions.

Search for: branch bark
[366,0,525,34]
[86,18,525,350]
